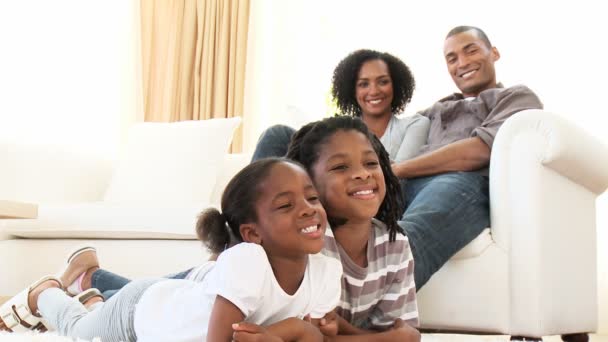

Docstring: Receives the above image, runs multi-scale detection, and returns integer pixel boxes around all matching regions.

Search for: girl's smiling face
[311,130,386,224]
[250,162,327,258]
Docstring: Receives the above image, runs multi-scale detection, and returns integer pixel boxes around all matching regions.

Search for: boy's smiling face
[311,129,386,225]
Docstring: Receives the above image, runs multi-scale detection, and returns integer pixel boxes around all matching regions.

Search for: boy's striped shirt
[322,218,418,330]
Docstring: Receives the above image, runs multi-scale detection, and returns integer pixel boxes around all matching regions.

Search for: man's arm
[392,136,490,179]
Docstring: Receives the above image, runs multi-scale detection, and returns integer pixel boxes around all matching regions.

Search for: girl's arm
[232,318,325,342]
[207,295,246,341]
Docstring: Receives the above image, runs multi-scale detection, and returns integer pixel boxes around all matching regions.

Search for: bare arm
[207,295,247,342]
[232,318,324,342]
[392,137,490,179]
[325,318,420,342]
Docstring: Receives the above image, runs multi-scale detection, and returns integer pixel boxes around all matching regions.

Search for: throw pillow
[103,117,241,203]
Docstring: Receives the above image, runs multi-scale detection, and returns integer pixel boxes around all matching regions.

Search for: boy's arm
[327,318,420,342]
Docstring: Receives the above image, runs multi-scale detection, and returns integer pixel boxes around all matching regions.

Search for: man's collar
[440,82,504,102]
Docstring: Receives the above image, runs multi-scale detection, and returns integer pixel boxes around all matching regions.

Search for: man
[251,26,543,290]
[394,26,542,288]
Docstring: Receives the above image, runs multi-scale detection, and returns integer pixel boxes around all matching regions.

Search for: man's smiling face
[444,30,500,97]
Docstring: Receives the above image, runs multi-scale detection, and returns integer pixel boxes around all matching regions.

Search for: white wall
[0,0,142,156]
[245,0,608,333]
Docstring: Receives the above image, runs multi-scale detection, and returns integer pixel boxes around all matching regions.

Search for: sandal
[0,276,63,332]
[58,246,99,295]
[74,288,104,310]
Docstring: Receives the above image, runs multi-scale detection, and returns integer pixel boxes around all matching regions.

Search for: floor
[1,296,606,341]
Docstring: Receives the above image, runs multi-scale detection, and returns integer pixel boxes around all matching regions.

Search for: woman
[251,49,429,163]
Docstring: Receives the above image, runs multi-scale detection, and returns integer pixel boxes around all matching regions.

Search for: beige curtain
[141,0,249,152]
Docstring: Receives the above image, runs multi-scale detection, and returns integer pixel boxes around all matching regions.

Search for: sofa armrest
[490,109,607,335]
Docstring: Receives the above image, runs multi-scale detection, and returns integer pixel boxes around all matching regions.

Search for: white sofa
[1,110,607,339]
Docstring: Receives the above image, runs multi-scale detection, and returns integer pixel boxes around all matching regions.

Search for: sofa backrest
[0,140,113,203]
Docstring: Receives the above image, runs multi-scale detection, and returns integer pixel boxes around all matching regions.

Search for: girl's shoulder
[216,242,268,267]
[308,251,342,275]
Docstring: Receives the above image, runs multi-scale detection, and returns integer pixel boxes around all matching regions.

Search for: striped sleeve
[368,233,418,329]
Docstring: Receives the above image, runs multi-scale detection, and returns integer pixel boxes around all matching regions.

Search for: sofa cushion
[103,117,241,203]
[3,202,207,239]
[451,228,493,260]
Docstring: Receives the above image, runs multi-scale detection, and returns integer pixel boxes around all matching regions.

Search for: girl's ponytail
[196,208,231,254]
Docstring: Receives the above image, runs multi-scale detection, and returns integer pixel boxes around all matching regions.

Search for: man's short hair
[446,26,492,48]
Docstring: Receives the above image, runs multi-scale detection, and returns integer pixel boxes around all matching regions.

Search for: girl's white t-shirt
[133,243,342,342]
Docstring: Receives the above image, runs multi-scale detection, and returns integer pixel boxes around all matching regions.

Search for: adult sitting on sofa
[251,25,543,289]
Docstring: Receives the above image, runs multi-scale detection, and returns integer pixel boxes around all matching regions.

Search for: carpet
[2,297,604,342]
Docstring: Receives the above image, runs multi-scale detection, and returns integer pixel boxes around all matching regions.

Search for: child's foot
[0,276,62,332]
[27,279,62,314]
[59,246,99,295]
[74,288,104,311]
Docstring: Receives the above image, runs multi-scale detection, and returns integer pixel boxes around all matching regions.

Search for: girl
[252,49,429,164]
[286,116,420,341]
[0,158,342,342]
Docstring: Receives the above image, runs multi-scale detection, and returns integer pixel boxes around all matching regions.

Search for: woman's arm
[392,115,430,163]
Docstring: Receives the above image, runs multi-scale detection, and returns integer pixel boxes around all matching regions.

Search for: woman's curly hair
[331,49,415,117]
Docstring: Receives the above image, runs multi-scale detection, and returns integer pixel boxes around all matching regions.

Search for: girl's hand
[232,322,283,342]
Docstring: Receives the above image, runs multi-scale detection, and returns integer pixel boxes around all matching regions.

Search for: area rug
[0,331,603,341]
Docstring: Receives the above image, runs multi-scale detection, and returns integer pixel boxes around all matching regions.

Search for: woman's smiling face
[355,59,394,119]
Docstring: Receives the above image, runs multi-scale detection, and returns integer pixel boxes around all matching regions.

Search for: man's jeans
[399,172,490,289]
[251,125,296,161]
[91,268,191,299]
[252,124,490,290]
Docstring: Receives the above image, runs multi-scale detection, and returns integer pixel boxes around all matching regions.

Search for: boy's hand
[232,322,283,342]
[387,319,421,341]
[317,311,338,337]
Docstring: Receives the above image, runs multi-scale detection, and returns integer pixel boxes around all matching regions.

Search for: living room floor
[1,296,605,341]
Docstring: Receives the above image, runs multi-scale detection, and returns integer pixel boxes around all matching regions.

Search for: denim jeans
[398,171,490,289]
[253,124,489,291]
[91,268,191,299]
[251,124,296,161]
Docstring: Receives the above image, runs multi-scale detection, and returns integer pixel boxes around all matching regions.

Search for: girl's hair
[331,49,415,117]
[286,116,404,242]
[196,157,300,254]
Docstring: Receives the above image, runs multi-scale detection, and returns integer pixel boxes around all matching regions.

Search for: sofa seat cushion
[450,228,493,260]
[2,202,208,239]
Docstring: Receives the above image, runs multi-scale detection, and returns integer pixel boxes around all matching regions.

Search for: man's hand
[232,322,283,342]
